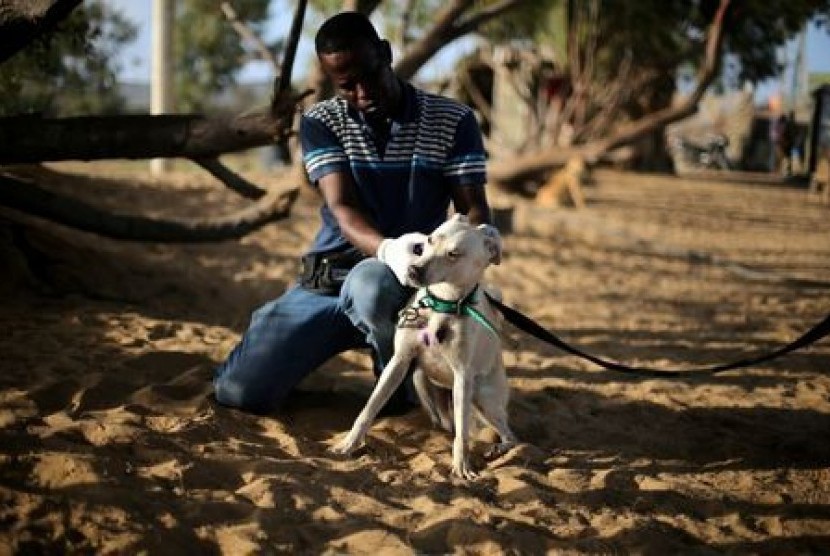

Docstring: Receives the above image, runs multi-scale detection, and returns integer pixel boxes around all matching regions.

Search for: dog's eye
[447,250,462,259]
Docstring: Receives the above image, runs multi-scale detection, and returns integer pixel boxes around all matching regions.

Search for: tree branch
[0,0,82,63]
[488,0,731,185]
[0,171,299,243]
[275,0,306,96]
[584,0,729,157]
[191,157,267,199]
[220,1,280,73]
[394,0,524,81]
[0,101,313,163]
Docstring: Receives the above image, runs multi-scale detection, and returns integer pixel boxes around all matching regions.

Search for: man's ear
[477,224,502,265]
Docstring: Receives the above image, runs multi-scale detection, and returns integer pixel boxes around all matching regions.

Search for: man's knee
[213,374,276,414]
[342,259,409,326]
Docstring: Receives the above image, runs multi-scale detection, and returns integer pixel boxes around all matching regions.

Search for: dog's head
[407,214,502,290]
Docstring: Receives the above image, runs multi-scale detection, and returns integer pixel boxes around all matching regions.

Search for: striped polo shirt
[300,82,487,254]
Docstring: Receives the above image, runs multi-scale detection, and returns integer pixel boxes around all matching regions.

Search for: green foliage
[0,3,136,117]
[174,0,272,112]
[483,0,830,86]
[714,0,830,83]
[473,0,829,137]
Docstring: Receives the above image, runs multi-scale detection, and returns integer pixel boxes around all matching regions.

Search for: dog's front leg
[451,368,477,480]
[331,353,412,455]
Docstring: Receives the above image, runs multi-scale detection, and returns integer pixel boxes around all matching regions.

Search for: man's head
[315,12,401,119]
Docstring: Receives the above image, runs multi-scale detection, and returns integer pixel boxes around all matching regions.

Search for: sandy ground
[0,162,828,554]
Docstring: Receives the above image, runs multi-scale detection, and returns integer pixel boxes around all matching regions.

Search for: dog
[535,156,588,209]
[331,214,517,479]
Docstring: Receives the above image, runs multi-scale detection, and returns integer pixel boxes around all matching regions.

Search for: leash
[484,293,830,377]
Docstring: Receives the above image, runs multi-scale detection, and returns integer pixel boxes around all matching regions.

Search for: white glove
[376,232,427,285]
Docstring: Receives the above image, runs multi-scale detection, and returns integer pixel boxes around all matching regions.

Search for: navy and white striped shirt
[300,82,487,254]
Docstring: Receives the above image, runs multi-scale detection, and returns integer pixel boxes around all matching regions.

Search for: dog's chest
[417,338,459,388]
[398,307,471,387]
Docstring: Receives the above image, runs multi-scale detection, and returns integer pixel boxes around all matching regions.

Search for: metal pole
[151,0,174,175]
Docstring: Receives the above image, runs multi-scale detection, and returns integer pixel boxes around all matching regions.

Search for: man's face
[318,40,397,118]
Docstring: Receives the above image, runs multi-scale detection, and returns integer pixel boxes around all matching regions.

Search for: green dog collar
[417,286,499,337]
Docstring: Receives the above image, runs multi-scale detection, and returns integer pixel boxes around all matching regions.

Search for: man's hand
[376,232,427,285]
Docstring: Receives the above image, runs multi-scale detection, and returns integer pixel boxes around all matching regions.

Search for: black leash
[485,293,830,377]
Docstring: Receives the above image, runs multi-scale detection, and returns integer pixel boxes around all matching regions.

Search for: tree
[174,0,274,112]
[484,0,830,183]
[0,1,136,116]
[0,0,308,243]
[2,0,828,243]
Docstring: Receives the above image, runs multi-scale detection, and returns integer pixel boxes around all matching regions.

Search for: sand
[0,162,828,554]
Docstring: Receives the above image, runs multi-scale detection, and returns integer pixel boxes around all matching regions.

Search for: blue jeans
[213,258,413,413]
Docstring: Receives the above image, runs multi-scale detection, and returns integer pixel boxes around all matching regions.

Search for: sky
[105,0,475,85]
[105,0,830,103]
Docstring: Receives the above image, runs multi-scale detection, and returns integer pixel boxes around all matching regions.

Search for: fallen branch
[488,0,731,186]
[191,157,267,199]
[0,171,299,242]
[0,102,311,163]
[220,1,281,73]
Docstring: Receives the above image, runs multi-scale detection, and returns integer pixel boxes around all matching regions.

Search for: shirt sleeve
[300,113,350,184]
[443,109,487,187]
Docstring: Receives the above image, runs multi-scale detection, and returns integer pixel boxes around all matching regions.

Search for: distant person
[213,12,497,414]
[772,113,795,176]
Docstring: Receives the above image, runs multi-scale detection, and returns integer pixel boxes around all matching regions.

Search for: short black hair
[315,12,381,54]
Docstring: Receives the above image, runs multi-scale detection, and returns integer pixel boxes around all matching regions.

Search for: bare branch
[585,0,730,156]
[275,0,307,95]
[394,0,524,81]
[0,93,313,163]
[220,1,280,73]
[0,171,299,243]
[488,0,732,185]
[191,157,267,199]
[453,0,525,35]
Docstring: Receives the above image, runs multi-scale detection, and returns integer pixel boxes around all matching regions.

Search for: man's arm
[450,183,492,226]
[317,171,384,256]
[319,171,427,286]
[445,107,491,226]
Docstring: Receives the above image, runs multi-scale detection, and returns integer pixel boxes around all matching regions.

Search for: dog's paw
[483,441,516,460]
[452,459,479,481]
[330,434,362,456]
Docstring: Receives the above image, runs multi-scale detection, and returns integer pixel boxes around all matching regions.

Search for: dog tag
[397,307,428,329]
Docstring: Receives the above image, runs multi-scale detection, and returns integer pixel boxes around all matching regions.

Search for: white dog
[332,214,517,479]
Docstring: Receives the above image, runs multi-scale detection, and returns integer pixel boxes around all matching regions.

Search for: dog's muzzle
[407,264,425,286]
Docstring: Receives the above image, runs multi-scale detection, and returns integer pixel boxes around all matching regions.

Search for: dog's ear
[477,224,502,265]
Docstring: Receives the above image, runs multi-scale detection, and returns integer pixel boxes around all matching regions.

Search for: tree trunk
[0,110,295,164]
